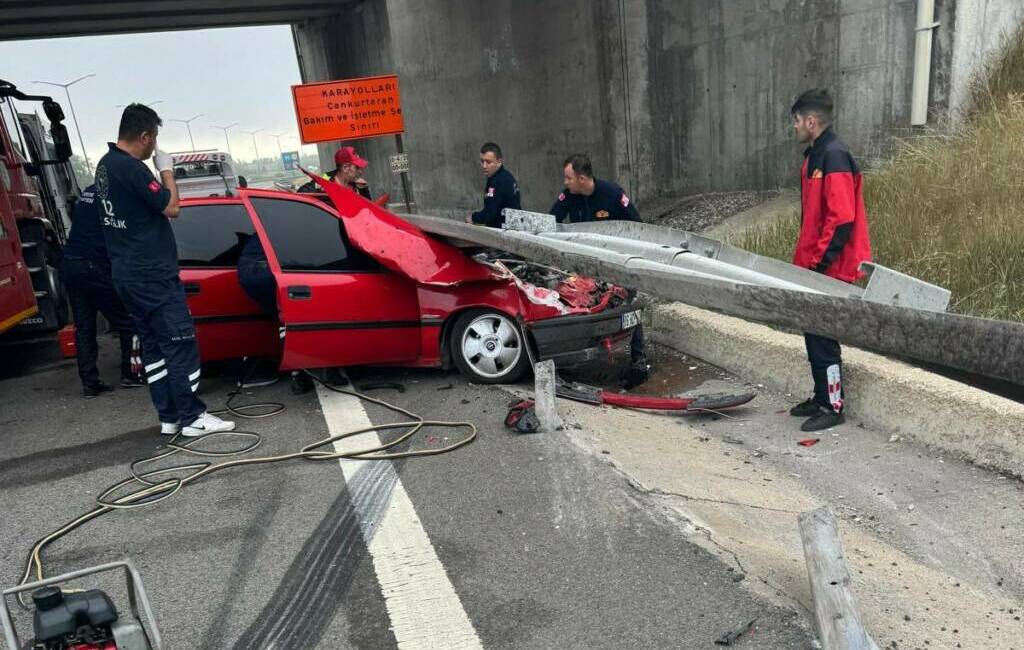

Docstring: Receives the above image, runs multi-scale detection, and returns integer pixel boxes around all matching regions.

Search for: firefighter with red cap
[298,145,373,199]
[332,146,373,199]
[787,88,872,432]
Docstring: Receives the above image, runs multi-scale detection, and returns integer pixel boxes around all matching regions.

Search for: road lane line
[316,384,483,649]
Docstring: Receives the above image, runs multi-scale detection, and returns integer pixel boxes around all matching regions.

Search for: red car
[170,183,640,384]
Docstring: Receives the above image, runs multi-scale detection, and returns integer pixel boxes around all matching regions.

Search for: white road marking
[316,384,483,649]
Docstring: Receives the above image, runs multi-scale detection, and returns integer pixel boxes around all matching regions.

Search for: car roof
[180,187,495,286]
[179,187,302,206]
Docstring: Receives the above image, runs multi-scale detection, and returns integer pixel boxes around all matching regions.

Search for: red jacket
[794,128,872,283]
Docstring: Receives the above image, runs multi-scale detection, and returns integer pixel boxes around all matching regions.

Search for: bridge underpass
[6,1,1020,217]
[0,1,343,39]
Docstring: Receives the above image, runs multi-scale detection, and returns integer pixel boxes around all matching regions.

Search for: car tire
[450,309,530,384]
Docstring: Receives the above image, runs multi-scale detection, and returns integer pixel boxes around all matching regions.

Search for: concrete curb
[648,302,1024,477]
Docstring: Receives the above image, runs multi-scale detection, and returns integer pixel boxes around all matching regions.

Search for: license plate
[621,309,641,329]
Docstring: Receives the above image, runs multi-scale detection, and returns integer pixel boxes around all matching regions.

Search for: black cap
[31,586,64,611]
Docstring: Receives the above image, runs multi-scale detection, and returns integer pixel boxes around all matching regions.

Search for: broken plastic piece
[798,438,821,447]
[554,379,755,412]
[505,400,541,434]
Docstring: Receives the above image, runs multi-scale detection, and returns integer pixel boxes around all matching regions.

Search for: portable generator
[1,560,161,650]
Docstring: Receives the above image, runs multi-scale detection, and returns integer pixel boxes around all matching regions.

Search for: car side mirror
[23,162,40,177]
[50,123,73,162]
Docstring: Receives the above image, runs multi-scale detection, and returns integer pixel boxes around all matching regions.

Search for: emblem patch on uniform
[558,193,565,201]
[486,187,495,198]
[811,169,824,179]
[597,210,610,219]
[620,194,630,207]
[95,165,109,199]
[148,180,161,193]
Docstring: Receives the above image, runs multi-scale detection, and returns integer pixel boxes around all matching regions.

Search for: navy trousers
[237,257,278,316]
[625,289,646,360]
[804,333,844,413]
[60,256,135,388]
[116,277,207,425]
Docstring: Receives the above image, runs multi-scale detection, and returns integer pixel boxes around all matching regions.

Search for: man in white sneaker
[95,104,234,437]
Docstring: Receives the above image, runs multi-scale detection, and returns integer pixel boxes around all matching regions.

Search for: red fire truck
[0,79,79,335]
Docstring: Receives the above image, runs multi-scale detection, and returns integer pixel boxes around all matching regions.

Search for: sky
[0,25,311,166]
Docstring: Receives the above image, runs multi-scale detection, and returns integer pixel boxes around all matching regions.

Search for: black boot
[290,370,314,395]
[801,409,845,432]
[789,399,819,417]
[324,367,349,386]
[120,374,146,388]
[623,355,650,389]
[83,381,113,399]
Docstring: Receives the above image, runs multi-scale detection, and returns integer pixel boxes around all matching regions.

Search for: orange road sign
[292,75,404,143]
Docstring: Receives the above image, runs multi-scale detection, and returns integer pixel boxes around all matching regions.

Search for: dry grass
[736,26,1024,323]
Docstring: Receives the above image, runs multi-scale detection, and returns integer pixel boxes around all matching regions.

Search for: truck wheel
[450,310,530,384]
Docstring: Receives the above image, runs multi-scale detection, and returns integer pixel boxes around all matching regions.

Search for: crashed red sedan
[170,181,640,383]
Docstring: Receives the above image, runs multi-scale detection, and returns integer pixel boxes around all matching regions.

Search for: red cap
[334,146,368,169]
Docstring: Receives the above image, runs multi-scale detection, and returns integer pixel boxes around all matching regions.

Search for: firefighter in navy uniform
[95,103,234,437]
[59,184,144,397]
[549,154,640,224]
[787,88,872,432]
[549,154,648,384]
[468,142,520,227]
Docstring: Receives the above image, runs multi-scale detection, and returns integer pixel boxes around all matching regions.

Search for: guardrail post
[533,360,562,432]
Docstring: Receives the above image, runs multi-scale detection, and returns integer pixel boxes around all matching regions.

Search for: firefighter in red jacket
[788,88,872,432]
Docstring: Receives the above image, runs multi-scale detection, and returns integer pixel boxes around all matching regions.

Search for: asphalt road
[0,335,811,649]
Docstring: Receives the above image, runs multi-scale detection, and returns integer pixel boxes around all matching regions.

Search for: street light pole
[210,122,238,158]
[115,100,163,109]
[33,73,95,171]
[241,129,265,173]
[169,114,204,151]
[271,132,287,169]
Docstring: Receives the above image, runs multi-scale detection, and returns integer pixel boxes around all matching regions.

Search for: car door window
[249,197,376,272]
[171,203,255,267]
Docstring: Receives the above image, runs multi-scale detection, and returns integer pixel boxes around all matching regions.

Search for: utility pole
[33,74,95,171]
[210,122,238,158]
[241,129,265,173]
[168,114,204,151]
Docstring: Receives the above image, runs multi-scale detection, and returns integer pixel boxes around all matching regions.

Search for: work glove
[153,149,174,174]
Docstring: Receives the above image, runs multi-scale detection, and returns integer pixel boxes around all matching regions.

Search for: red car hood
[309,173,495,286]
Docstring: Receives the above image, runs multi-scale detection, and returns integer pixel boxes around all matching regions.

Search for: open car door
[242,191,422,371]
[172,200,279,362]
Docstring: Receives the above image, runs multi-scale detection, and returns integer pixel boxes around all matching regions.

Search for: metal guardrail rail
[398,209,1023,386]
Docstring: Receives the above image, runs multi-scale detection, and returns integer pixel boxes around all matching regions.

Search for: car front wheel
[450,310,530,384]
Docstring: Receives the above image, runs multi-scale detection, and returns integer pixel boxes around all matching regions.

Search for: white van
[171,151,239,198]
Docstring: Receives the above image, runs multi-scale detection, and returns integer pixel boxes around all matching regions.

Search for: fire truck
[0,79,79,335]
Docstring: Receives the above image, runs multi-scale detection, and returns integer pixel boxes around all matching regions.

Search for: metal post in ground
[533,360,562,432]
[395,133,414,213]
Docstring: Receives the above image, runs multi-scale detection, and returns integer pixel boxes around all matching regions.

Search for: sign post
[392,134,413,213]
[291,74,413,211]
[281,151,299,171]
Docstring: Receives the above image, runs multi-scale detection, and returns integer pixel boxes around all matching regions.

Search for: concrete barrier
[649,302,1024,477]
